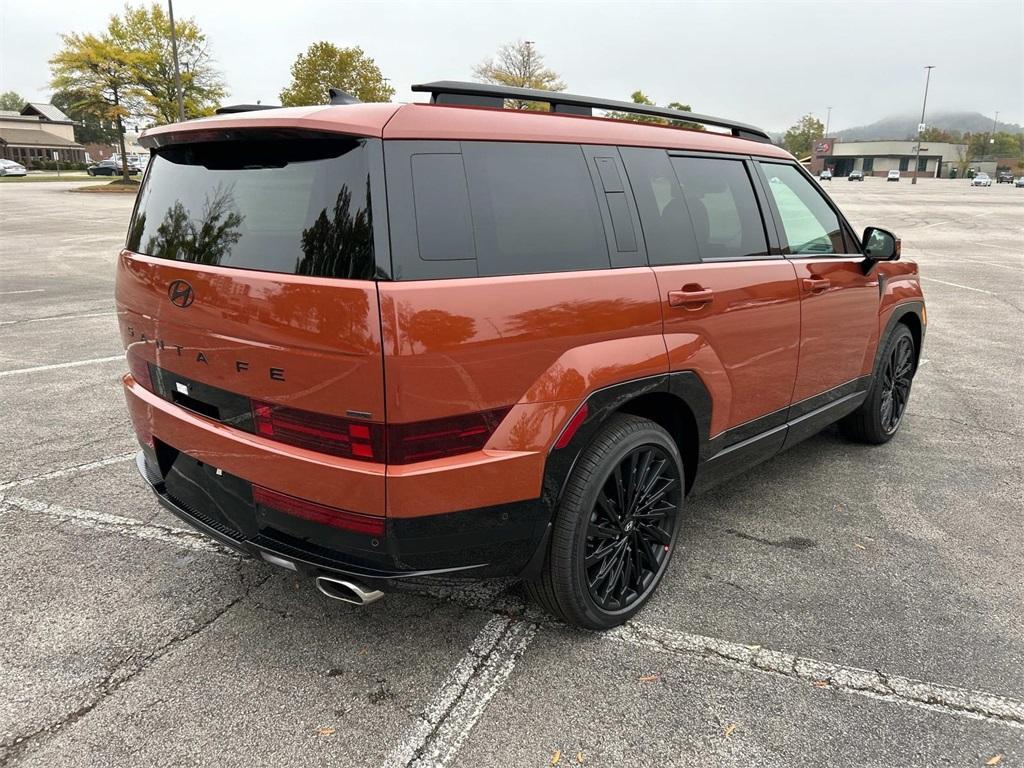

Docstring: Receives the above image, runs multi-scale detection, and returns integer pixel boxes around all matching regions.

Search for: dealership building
[809,138,968,178]
[0,103,86,167]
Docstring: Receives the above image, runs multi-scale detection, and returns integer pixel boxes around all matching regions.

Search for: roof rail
[411,81,772,144]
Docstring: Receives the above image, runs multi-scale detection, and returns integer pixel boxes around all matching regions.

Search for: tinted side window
[461,142,609,277]
[620,147,700,266]
[669,157,768,261]
[760,163,844,255]
[410,153,475,262]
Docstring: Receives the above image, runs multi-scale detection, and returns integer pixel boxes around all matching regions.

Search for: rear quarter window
[385,141,610,279]
[127,137,376,279]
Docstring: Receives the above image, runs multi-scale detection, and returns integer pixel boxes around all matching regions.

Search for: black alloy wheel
[879,333,915,434]
[840,323,917,445]
[527,414,685,629]
[584,444,679,612]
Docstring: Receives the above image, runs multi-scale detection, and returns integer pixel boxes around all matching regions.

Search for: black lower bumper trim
[134,450,548,584]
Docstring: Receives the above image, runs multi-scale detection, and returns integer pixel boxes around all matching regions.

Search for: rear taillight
[126,349,153,392]
[253,485,385,537]
[251,400,385,461]
[248,400,509,464]
[386,408,511,464]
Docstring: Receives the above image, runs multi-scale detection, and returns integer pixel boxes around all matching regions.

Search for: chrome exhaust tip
[315,576,385,606]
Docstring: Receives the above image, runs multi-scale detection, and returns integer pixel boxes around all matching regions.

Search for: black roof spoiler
[411,80,772,143]
[214,89,361,115]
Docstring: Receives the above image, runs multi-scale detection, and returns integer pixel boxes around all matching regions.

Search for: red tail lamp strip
[252,485,385,537]
[250,400,510,464]
[386,407,511,464]
[250,400,385,461]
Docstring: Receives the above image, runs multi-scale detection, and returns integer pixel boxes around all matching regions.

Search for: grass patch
[71,178,140,193]
[0,173,95,183]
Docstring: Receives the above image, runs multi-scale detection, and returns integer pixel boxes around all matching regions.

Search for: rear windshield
[127,137,375,279]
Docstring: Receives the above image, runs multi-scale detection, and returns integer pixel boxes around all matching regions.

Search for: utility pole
[824,106,832,137]
[912,65,934,185]
[987,110,999,162]
[168,0,185,122]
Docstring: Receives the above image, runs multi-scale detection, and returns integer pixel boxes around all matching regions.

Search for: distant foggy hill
[834,112,1022,141]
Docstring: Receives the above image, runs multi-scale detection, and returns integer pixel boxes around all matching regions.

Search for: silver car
[0,159,27,177]
[971,173,992,187]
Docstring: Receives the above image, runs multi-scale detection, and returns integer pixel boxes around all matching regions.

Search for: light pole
[986,110,999,162]
[168,0,185,122]
[911,65,934,185]
[824,106,832,138]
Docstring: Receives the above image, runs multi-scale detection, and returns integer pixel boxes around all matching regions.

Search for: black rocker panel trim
[692,374,873,494]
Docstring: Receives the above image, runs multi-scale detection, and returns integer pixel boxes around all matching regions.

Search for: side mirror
[862,227,900,261]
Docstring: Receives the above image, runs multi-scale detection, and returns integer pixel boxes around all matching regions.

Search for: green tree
[107,3,227,123]
[51,88,120,145]
[473,39,565,110]
[919,126,955,142]
[782,114,826,158]
[49,33,153,182]
[0,91,25,111]
[606,90,703,130]
[967,131,1023,160]
[280,42,394,106]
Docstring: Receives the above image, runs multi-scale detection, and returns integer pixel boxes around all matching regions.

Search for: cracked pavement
[1,180,1022,766]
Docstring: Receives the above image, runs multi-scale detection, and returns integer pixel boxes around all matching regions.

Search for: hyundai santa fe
[118,81,925,629]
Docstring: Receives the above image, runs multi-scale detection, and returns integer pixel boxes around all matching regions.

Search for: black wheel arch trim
[874,300,925,375]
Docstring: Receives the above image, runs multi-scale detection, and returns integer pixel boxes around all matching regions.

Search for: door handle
[668,286,714,309]
[802,276,830,294]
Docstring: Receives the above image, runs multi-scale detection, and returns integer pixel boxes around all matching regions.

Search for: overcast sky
[2,0,1021,131]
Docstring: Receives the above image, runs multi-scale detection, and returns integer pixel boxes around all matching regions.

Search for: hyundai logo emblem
[168,279,195,308]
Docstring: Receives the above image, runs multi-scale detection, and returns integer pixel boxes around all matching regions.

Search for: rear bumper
[135,447,550,585]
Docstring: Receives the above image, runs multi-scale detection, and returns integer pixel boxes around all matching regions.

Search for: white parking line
[0,289,45,296]
[610,622,1024,729]
[0,453,135,491]
[0,494,234,556]
[383,616,538,768]
[919,276,995,295]
[0,310,117,327]
[0,354,123,378]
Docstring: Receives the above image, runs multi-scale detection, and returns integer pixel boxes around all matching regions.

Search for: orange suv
[118,82,925,629]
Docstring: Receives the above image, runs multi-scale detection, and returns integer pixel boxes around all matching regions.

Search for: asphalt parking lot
[1,177,1022,767]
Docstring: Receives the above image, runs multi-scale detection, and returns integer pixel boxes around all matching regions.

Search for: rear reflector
[251,400,385,461]
[386,407,511,464]
[253,485,385,537]
[554,403,589,450]
[126,348,153,392]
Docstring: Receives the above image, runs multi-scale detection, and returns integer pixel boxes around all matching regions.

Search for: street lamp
[824,106,832,138]
[911,65,934,185]
[168,0,185,122]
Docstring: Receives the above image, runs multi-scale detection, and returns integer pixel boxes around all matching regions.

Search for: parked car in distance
[971,173,992,187]
[887,170,900,182]
[118,81,926,629]
[996,171,1013,184]
[1015,176,1024,188]
[819,169,832,181]
[0,159,27,176]
[87,159,141,176]
[848,170,864,181]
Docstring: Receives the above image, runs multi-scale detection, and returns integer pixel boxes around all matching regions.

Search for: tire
[840,324,916,444]
[526,414,685,629]
[87,170,95,176]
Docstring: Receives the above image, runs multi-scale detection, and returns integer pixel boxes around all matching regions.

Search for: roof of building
[0,127,83,148]
[21,102,74,123]
[0,110,20,118]
[141,102,792,159]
